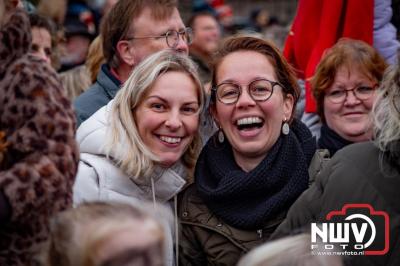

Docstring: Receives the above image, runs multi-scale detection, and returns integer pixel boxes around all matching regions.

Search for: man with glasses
[74,0,192,126]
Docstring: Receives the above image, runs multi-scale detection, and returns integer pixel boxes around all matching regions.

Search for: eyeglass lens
[166,29,192,48]
[217,79,274,104]
[328,86,376,103]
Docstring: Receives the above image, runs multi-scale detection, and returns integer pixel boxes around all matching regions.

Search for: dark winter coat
[273,142,400,266]
[179,120,316,266]
[179,185,286,266]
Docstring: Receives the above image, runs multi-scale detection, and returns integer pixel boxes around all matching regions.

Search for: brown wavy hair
[311,38,388,122]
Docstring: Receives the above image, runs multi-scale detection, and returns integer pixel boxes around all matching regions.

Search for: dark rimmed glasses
[212,78,284,105]
[125,27,193,49]
[326,85,378,104]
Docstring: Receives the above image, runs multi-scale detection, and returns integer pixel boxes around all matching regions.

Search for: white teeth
[159,136,181,144]
[236,117,263,126]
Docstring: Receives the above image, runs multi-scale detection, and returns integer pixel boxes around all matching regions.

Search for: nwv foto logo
[310,204,389,255]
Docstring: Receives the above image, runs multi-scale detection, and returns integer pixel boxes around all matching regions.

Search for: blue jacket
[74,64,121,126]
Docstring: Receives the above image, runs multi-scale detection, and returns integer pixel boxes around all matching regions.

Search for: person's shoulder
[179,184,211,221]
[334,141,379,163]
[74,82,110,123]
[76,105,109,152]
[179,184,201,207]
[74,82,107,104]
[325,142,381,186]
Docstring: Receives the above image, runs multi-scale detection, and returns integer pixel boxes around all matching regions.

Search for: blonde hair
[373,59,400,159]
[105,50,204,182]
[85,35,105,83]
[238,234,342,266]
[59,65,92,100]
[43,202,165,266]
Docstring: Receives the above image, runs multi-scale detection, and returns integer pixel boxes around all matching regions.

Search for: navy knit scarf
[318,124,353,156]
[195,119,316,230]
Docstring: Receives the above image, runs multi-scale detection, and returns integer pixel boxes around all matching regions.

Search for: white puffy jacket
[73,101,188,266]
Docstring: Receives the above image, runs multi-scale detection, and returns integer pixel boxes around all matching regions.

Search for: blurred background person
[187,11,221,84]
[179,36,316,265]
[247,8,270,33]
[36,0,68,70]
[59,35,104,101]
[312,39,388,156]
[73,51,205,266]
[0,1,78,265]
[43,202,165,266]
[245,8,289,51]
[187,11,221,144]
[272,56,400,266]
[59,0,96,72]
[29,13,56,66]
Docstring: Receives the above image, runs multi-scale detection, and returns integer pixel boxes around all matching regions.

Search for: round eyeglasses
[125,27,193,49]
[212,78,284,105]
[326,85,377,104]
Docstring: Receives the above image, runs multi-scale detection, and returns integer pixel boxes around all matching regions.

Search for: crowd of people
[0,0,399,265]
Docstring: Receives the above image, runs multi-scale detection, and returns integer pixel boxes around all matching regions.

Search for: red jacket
[284,0,374,112]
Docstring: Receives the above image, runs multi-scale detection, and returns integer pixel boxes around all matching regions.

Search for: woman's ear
[116,40,136,67]
[283,93,294,120]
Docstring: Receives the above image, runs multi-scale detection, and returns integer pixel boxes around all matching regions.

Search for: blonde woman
[73,50,205,266]
[43,202,165,266]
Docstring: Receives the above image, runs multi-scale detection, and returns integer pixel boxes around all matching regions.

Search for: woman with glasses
[179,36,316,265]
[272,55,400,266]
[311,39,388,156]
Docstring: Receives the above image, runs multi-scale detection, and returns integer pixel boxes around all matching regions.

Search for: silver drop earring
[218,129,225,143]
[282,118,290,135]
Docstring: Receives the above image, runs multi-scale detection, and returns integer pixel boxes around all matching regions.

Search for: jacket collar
[144,162,187,202]
[98,64,122,99]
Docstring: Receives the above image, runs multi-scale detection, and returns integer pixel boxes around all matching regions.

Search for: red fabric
[110,67,122,83]
[284,0,374,112]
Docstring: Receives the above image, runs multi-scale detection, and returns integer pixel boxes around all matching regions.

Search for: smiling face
[213,50,293,171]
[191,14,220,54]
[134,71,200,167]
[324,66,377,142]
